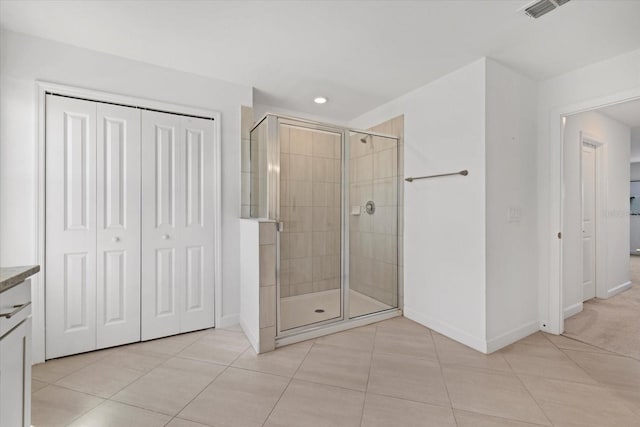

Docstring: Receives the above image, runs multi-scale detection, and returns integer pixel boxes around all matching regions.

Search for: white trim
[563,302,583,319]
[240,318,259,353]
[486,321,540,354]
[404,306,487,353]
[607,281,632,299]
[545,86,640,336]
[35,81,222,363]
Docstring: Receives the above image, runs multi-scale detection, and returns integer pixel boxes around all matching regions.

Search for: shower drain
[314,308,325,313]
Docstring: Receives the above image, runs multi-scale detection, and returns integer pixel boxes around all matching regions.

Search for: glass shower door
[348,131,399,318]
[278,120,344,332]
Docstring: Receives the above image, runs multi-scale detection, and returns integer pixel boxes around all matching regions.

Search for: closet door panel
[180,116,215,332]
[45,95,97,359]
[96,104,141,349]
[141,110,184,340]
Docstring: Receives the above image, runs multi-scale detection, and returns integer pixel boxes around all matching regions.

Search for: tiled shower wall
[240,105,253,218]
[349,116,404,308]
[280,125,342,298]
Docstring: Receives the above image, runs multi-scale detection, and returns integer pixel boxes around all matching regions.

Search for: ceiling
[598,99,640,128]
[2,0,640,121]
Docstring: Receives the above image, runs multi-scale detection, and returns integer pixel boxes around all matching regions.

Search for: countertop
[0,265,40,294]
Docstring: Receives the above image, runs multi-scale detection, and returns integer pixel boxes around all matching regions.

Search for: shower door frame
[257,114,402,343]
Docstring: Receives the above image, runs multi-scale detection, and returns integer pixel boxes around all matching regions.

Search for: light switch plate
[507,207,522,223]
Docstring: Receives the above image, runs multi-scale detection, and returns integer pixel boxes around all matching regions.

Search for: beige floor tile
[264,379,365,427]
[166,418,211,427]
[520,374,639,427]
[315,325,376,352]
[31,385,104,426]
[516,332,553,347]
[32,378,48,393]
[608,386,640,418]
[101,348,167,372]
[68,400,171,426]
[442,366,549,425]
[361,393,456,427]
[499,342,597,384]
[295,343,372,391]
[111,357,225,416]
[373,328,438,361]
[232,340,312,377]
[32,349,114,383]
[432,332,512,373]
[374,316,431,336]
[562,349,640,390]
[546,334,611,354]
[126,331,207,356]
[178,330,250,365]
[179,367,289,427]
[454,409,548,426]
[55,358,144,398]
[367,352,450,406]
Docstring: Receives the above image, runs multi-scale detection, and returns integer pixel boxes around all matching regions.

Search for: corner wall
[350,59,488,351]
[485,60,539,349]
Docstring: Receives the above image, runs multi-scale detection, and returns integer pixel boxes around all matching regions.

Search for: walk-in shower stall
[248,114,401,345]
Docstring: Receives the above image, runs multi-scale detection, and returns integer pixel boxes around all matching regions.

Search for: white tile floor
[31,317,640,426]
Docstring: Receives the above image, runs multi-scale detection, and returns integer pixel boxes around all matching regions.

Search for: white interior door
[582,143,597,301]
[141,111,215,340]
[96,103,141,349]
[46,95,97,358]
[180,115,215,332]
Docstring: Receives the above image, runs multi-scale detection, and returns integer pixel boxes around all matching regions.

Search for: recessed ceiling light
[314,97,327,104]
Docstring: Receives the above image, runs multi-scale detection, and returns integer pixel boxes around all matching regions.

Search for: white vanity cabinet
[0,272,36,427]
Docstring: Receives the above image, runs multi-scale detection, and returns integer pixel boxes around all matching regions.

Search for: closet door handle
[112,237,120,242]
[162,234,170,240]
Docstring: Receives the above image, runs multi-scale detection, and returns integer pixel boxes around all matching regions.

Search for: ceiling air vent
[524,0,571,19]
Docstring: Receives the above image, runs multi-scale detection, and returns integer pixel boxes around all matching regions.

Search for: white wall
[562,111,630,312]
[350,59,488,351]
[485,60,539,349]
[631,163,640,181]
[0,30,252,324]
[537,48,640,331]
[629,127,640,162]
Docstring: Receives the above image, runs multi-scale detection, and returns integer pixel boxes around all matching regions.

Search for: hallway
[564,256,640,360]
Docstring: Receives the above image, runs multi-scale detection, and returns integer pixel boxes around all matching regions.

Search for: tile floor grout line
[358,324,377,427]
[502,352,556,427]
[428,326,459,427]
[261,337,316,427]
[161,331,249,422]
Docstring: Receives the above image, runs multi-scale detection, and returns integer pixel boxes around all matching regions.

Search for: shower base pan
[280,289,393,331]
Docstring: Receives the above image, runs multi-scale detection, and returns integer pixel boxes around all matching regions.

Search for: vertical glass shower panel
[279,122,343,331]
[348,131,399,318]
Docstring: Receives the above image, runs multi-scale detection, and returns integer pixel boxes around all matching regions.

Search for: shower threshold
[280,289,393,331]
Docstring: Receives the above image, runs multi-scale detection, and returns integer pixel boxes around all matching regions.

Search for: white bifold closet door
[45,95,141,359]
[141,110,215,340]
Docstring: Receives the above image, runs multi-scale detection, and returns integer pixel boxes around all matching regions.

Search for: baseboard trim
[486,320,540,353]
[403,306,487,353]
[217,313,240,329]
[239,318,259,353]
[607,281,632,298]
[563,302,583,319]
